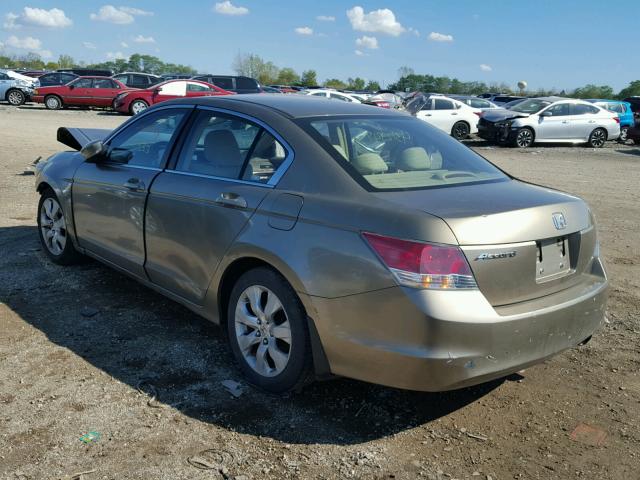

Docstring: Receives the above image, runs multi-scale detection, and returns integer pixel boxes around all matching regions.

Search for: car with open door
[33,76,131,110]
[113,79,233,115]
[35,94,608,393]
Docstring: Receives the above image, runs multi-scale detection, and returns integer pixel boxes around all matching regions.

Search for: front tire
[588,128,607,148]
[514,127,534,148]
[451,121,470,140]
[44,95,62,110]
[129,99,149,115]
[37,189,82,265]
[227,267,313,393]
[7,89,26,106]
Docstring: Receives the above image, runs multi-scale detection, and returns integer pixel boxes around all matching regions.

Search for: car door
[568,103,601,139]
[66,78,93,105]
[185,81,216,98]
[145,107,290,303]
[72,107,191,277]
[152,80,187,104]
[537,103,571,140]
[92,78,122,106]
[427,98,459,133]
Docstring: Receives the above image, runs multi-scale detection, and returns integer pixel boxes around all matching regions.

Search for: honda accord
[34,95,608,393]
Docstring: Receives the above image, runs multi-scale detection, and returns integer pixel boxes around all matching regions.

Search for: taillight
[362,232,477,290]
[474,111,483,117]
[613,116,620,124]
[378,102,391,109]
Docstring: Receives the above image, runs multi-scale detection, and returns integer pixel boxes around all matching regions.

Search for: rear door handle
[123,177,145,191]
[216,192,247,208]
[451,112,458,115]
[561,120,570,124]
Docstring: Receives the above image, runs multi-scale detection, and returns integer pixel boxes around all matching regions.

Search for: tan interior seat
[353,153,388,174]
[200,130,244,178]
[397,146,443,171]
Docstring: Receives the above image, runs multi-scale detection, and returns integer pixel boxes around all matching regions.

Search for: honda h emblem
[552,212,567,230]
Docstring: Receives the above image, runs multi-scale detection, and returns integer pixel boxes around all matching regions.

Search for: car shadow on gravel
[0,225,502,446]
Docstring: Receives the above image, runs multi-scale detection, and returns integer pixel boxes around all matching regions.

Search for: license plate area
[536,236,571,282]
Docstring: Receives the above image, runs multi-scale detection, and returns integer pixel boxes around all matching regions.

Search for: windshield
[303,116,508,191]
[509,98,552,114]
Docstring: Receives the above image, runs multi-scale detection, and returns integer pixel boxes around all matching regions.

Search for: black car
[57,68,114,77]
[112,72,162,89]
[160,73,193,81]
[36,72,79,87]
[191,75,260,94]
[488,95,526,106]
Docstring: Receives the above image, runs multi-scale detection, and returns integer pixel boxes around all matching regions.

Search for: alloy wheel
[590,129,606,148]
[7,90,24,106]
[452,122,470,140]
[234,285,292,377]
[40,197,67,256]
[619,127,628,143]
[516,129,533,148]
[45,96,61,110]
[131,101,148,115]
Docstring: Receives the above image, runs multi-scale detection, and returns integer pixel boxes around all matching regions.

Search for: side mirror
[540,111,552,117]
[68,84,75,90]
[80,140,106,161]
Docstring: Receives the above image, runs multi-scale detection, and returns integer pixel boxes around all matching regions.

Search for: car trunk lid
[375,180,596,306]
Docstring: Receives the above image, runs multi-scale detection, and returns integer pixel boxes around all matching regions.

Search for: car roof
[115,71,161,77]
[75,75,118,80]
[163,93,406,119]
[584,98,626,104]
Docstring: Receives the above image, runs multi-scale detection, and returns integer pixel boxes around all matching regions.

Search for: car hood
[480,109,530,123]
[374,179,590,245]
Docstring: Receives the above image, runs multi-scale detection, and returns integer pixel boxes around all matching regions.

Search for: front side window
[176,110,288,183]
[236,77,258,90]
[330,93,350,102]
[305,116,507,191]
[107,109,188,168]
[0,73,9,80]
[60,74,76,84]
[544,103,570,116]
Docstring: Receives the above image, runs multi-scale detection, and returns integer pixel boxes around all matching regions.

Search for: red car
[113,79,233,115]
[33,76,132,110]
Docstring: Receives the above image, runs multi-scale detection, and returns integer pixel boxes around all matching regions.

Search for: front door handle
[216,192,247,208]
[123,177,145,191]
[562,120,570,124]
[451,112,458,115]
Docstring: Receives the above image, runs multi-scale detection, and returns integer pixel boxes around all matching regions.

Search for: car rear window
[236,77,258,90]
[303,116,508,191]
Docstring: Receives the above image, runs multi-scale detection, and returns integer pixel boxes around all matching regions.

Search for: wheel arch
[44,93,63,107]
[211,254,331,378]
[5,88,25,101]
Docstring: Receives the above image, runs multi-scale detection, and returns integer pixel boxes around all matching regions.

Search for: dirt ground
[0,104,638,480]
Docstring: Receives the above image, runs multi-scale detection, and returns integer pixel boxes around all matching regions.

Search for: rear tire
[37,189,83,265]
[6,89,26,106]
[44,95,62,110]
[226,267,313,393]
[618,126,628,143]
[129,99,148,115]
[451,121,470,140]
[588,128,607,148]
[514,127,534,148]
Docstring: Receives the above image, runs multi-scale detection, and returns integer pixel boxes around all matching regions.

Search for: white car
[478,97,621,148]
[409,96,481,140]
[305,89,363,103]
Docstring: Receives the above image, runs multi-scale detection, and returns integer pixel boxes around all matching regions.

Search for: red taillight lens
[362,232,477,289]
[613,116,620,124]
[378,102,391,109]
[474,111,482,117]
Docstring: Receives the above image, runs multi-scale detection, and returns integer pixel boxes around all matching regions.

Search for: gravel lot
[1,105,638,480]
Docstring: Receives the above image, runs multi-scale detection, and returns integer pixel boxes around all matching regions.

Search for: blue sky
[1,1,638,91]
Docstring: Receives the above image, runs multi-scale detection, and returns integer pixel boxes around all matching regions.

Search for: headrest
[398,147,430,171]
[204,130,242,165]
[353,153,388,174]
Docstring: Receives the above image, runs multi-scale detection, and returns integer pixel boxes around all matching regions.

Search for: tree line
[1,51,640,99]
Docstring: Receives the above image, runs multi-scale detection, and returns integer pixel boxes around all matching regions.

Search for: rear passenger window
[211,77,234,90]
[175,110,288,184]
[545,104,570,116]
[236,77,257,90]
[571,104,599,115]
[434,99,454,110]
[94,78,117,89]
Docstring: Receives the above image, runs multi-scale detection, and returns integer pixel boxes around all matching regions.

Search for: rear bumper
[309,257,608,391]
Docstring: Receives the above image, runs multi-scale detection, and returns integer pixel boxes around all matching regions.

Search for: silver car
[35,95,608,393]
[0,70,34,106]
[478,97,620,148]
